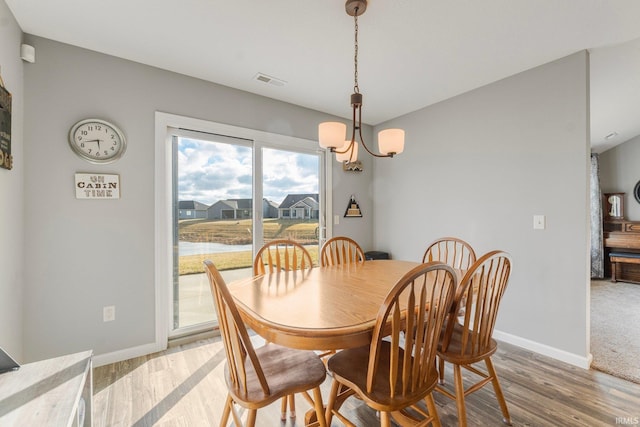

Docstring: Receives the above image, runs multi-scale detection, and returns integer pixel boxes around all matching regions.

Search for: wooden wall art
[0,72,12,170]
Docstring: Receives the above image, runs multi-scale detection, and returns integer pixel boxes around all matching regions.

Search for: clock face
[68,119,126,164]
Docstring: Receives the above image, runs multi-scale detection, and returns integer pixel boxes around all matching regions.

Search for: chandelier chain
[353,8,359,94]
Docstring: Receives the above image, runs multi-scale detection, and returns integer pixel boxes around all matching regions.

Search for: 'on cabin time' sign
[75,173,120,199]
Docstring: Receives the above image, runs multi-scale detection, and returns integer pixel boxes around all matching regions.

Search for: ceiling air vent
[253,73,286,87]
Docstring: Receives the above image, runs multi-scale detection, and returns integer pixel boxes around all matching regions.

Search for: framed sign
[344,195,363,217]
[75,173,120,199]
[0,82,12,170]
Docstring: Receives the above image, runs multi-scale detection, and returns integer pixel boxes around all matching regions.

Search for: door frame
[154,111,332,348]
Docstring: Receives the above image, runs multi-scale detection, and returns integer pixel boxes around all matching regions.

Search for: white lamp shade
[336,140,358,162]
[319,122,347,149]
[378,128,405,155]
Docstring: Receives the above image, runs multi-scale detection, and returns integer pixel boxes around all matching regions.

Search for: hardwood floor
[93,336,640,426]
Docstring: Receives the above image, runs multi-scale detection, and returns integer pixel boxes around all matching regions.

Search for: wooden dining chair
[320,236,365,266]
[318,236,365,364]
[252,239,314,420]
[253,239,313,274]
[325,262,457,427]
[203,260,327,427]
[422,237,477,270]
[435,250,513,427]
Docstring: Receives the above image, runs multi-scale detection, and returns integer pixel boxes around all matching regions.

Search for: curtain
[590,153,604,278]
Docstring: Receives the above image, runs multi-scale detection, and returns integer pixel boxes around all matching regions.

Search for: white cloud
[178,138,318,206]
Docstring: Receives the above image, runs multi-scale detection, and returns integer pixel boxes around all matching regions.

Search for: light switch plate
[533,215,546,230]
[103,306,115,322]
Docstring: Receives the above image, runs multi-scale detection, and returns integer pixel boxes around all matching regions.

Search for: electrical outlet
[103,306,115,322]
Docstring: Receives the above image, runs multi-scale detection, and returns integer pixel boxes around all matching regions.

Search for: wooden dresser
[604,220,640,283]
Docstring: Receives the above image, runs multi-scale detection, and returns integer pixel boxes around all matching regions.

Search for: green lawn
[178,218,319,274]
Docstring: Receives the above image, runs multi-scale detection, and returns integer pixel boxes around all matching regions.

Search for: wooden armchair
[435,251,513,427]
[325,262,457,426]
[320,236,365,266]
[203,260,327,427]
[253,239,313,274]
[422,237,476,270]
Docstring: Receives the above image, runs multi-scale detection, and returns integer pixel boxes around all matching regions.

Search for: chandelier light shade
[318,122,347,149]
[318,0,406,162]
[378,128,405,155]
[336,141,359,163]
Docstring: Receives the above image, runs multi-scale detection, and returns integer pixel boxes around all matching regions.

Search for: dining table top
[229,259,430,351]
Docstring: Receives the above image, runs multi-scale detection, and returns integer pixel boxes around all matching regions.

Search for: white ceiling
[6,0,640,153]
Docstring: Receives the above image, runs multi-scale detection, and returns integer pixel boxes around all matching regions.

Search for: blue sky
[177,138,319,206]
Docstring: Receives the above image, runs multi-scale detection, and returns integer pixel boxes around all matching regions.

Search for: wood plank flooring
[93,336,640,426]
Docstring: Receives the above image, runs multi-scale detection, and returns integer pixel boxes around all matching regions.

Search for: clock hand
[83,139,102,149]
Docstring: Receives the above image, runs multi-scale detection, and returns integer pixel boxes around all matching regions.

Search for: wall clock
[68,118,126,164]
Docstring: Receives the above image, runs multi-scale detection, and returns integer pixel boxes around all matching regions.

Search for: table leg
[305,382,354,425]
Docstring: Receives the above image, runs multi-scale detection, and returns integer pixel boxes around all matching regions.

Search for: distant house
[207,198,279,220]
[178,200,209,219]
[264,199,279,218]
[278,193,319,219]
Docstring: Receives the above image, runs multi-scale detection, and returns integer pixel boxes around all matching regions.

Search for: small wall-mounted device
[20,44,35,63]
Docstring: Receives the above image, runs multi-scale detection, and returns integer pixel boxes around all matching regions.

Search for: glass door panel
[173,135,253,332]
[262,147,321,265]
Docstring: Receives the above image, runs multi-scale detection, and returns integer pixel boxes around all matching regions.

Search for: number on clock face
[69,119,126,164]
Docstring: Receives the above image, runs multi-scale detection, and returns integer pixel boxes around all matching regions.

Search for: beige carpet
[590,279,640,384]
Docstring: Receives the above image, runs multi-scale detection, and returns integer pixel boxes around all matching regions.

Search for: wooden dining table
[228,259,460,424]
[229,259,425,351]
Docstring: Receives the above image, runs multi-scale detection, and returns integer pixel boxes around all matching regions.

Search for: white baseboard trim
[493,329,591,369]
[92,341,166,368]
[92,330,593,370]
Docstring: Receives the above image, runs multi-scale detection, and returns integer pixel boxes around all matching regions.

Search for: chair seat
[225,343,327,408]
[438,323,498,365]
[328,341,439,412]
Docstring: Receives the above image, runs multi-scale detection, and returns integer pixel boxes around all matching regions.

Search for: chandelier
[319,0,405,163]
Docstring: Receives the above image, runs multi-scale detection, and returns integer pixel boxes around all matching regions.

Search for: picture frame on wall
[0,81,12,171]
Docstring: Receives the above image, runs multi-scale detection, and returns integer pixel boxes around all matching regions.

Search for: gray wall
[0,0,24,361]
[373,52,590,361]
[11,23,593,366]
[599,135,640,221]
[22,35,374,362]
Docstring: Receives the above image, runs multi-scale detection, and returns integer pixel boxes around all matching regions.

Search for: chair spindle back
[442,251,512,356]
[253,239,313,275]
[320,236,365,267]
[422,237,476,270]
[367,262,456,397]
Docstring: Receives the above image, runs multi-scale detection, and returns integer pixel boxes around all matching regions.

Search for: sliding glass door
[169,127,325,337]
